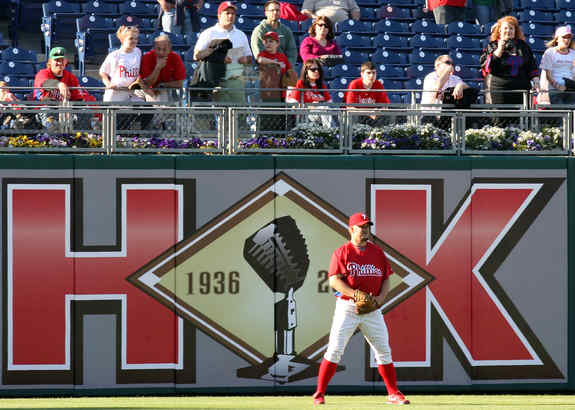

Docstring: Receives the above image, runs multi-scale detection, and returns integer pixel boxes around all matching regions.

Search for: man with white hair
[140,34,186,102]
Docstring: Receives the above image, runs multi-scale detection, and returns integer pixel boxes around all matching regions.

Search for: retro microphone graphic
[238,215,318,383]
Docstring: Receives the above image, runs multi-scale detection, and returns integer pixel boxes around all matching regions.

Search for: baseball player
[312,212,409,405]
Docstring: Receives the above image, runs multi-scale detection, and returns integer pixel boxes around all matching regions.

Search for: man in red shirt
[312,213,409,406]
[140,34,186,102]
[345,61,390,127]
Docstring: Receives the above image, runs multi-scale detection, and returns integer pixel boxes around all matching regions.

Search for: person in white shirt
[99,25,144,102]
[540,26,575,105]
[421,54,468,107]
[193,1,253,104]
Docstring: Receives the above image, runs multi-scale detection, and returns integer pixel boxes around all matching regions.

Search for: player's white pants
[324,298,392,365]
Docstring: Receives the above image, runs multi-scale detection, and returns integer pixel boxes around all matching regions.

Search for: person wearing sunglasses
[301,0,360,24]
[299,16,342,64]
[421,54,469,107]
[539,26,575,105]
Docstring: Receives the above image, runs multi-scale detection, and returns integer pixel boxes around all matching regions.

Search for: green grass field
[0,395,573,409]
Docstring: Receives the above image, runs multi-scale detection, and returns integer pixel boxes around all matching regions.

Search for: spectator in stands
[345,61,390,126]
[140,34,186,102]
[423,0,466,25]
[251,0,298,68]
[470,0,494,25]
[539,26,575,105]
[301,0,360,24]
[299,16,342,64]
[157,0,203,35]
[422,54,469,106]
[193,1,253,104]
[480,16,539,107]
[257,31,293,103]
[34,47,95,130]
[99,26,145,102]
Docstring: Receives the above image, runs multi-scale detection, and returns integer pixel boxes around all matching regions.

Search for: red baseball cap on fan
[348,213,372,228]
[218,1,237,15]
[263,31,279,42]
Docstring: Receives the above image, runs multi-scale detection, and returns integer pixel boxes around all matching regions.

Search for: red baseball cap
[263,31,279,41]
[348,213,372,228]
[217,1,237,15]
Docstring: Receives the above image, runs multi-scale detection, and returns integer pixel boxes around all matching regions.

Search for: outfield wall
[0,155,572,395]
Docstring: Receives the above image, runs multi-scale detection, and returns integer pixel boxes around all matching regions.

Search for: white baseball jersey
[100,47,142,101]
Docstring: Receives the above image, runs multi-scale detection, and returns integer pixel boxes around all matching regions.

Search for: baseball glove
[353,289,381,315]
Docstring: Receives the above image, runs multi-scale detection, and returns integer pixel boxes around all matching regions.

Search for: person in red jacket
[345,61,390,126]
[423,0,465,25]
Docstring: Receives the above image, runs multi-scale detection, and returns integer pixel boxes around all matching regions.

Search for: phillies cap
[263,31,279,41]
[217,1,237,15]
[49,47,67,60]
[348,213,372,228]
[556,26,572,38]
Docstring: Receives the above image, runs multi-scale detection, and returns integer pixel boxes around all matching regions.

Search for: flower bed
[116,136,218,149]
[464,126,563,151]
[352,123,453,150]
[239,122,340,150]
[0,132,102,148]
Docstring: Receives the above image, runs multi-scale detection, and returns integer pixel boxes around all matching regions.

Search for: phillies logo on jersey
[347,262,383,277]
[365,177,564,380]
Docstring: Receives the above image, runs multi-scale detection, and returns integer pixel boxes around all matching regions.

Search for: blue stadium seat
[236,16,259,32]
[361,8,378,21]
[410,34,445,50]
[446,35,482,52]
[42,0,84,56]
[382,79,404,90]
[406,64,432,79]
[557,0,575,9]
[410,19,446,36]
[332,64,360,79]
[373,33,411,50]
[451,51,480,67]
[1,75,31,92]
[518,9,556,23]
[356,0,380,6]
[387,0,416,6]
[237,3,264,18]
[525,36,546,53]
[378,64,407,79]
[377,5,414,22]
[372,49,409,65]
[199,1,219,16]
[79,75,104,100]
[199,15,217,27]
[0,61,36,79]
[558,10,575,24]
[118,1,157,18]
[520,22,554,38]
[405,77,424,89]
[329,77,353,92]
[343,50,370,65]
[1,47,37,63]
[331,88,346,103]
[520,0,557,10]
[388,93,405,103]
[409,49,440,65]
[375,19,410,34]
[338,20,373,34]
[446,21,483,37]
[338,33,373,51]
[76,15,116,75]
[453,65,480,80]
[84,0,119,17]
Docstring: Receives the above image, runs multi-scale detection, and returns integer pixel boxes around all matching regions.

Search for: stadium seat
[0,61,36,79]
[519,0,557,10]
[343,50,370,65]
[446,21,483,37]
[200,1,219,16]
[451,51,480,67]
[404,77,424,103]
[409,49,440,65]
[79,75,104,100]
[332,64,361,79]
[526,36,546,53]
[453,65,480,80]
[375,19,410,35]
[557,0,575,9]
[372,49,409,65]
[388,93,405,103]
[382,79,404,90]
[373,33,411,51]
[520,22,554,38]
[361,8,378,21]
[329,78,353,93]
[199,15,217,27]
[446,35,482,52]
[558,10,575,24]
[84,0,119,17]
[10,0,47,44]
[236,16,259,32]
[410,34,445,50]
[387,0,416,6]
[118,1,157,18]
[338,33,373,51]
[377,5,414,22]
[237,3,264,18]
[338,20,373,34]
[406,64,432,79]
[76,15,116,75]
[518,10,556,23]
[356,0,380,6]
[411,19,446,36]
[1,47,37,63]
[41,0,84,56]
[378,64,407,79]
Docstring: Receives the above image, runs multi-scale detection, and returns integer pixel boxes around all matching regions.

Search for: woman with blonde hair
[99,25,145,102]
[480,16,539,107]
[539,26,575,105]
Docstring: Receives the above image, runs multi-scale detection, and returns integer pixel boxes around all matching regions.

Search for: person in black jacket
[480,15,540,107]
